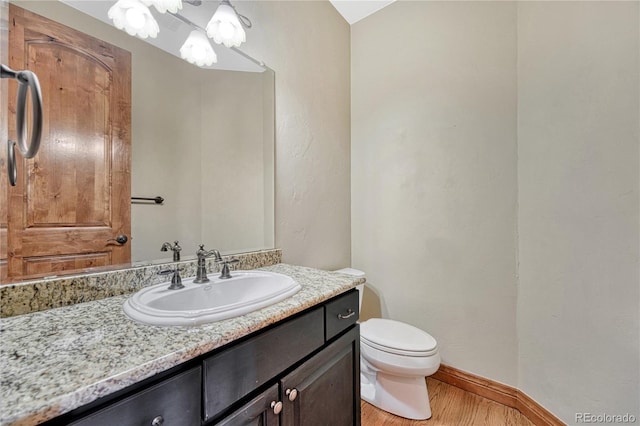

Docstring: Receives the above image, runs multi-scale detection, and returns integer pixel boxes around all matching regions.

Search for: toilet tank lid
[334,268,366,278]
[361,318,437,353]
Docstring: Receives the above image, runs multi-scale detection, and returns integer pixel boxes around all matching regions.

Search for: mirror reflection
[1,0,274,283]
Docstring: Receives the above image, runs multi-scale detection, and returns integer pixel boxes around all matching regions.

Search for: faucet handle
[217,258,239,279]
[168,271,183,290]
[215,257,239,265]
[158,267,184,290]
[158,265,183,273]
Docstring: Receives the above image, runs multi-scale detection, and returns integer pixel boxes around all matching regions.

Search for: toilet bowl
[335,268,441,420]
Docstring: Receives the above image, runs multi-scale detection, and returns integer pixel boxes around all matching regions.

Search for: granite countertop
[0,264,365,426]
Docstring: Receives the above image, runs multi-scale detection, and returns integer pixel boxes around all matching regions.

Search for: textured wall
[517,2,640,421]
[353,0,640,419]
[240,1,352,270]
[351,1,519,386]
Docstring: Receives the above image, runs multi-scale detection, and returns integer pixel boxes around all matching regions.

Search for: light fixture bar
[166,9,199,28]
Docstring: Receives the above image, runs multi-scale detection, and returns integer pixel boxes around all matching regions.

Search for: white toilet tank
[335,268,366,311]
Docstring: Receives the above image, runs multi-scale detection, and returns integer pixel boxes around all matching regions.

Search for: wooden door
[6,5,131,281]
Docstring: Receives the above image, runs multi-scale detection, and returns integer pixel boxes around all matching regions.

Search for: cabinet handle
[337,309,355,319]
[151,416,164,426]
[270,400,283,414]
[285,388,298,401]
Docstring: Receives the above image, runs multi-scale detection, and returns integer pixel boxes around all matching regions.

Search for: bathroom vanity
[0,264,364,426]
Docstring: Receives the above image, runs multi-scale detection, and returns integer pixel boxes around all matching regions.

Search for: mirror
[1,0,274,283]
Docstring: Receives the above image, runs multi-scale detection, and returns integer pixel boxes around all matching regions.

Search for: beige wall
[353,0,639,420]
[517,2,639,421]
[131,51,203,262]
[201,69,269,254]
[135,65,269,260]
[351,1,519,386]
[240,0,352,270]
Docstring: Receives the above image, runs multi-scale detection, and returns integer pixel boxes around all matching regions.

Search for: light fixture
[108,0,159,39]
[106,0,252,67]
[142,0,182,14]
[206,0,252,48]
[180,30,217,67]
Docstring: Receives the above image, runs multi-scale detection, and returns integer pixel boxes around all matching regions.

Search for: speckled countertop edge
[0,249,282,318]
[0,264,365,426]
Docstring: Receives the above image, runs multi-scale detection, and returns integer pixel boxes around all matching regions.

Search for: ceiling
[329,0,396,25]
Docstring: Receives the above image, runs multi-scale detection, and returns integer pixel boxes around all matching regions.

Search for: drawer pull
[151,416,164,426]
[337,309,355,320]
[285,388,298,401]
[270,400,283,414]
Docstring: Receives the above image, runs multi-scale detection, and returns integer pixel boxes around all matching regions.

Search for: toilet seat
[361,318,438,357]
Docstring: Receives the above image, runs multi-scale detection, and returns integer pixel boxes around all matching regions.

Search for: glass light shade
[206,3,246,48]
[142,0,182,14]
[180,30,217,67]
[108,0,159,39]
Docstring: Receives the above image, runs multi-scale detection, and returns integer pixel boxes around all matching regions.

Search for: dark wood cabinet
[280,328,360,426]
[204,308,324,422]
[52,289,360,426]
[216,384,281,426]
[68,367,202,426]
[213,325,360,426]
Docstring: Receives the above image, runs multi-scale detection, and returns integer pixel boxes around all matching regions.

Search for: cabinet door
[280,327,360,426]
[216,384,281,426]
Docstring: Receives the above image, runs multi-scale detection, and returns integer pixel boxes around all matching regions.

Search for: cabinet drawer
[203,307,324,422]
[325,290,359,341]
[70,367,201,426]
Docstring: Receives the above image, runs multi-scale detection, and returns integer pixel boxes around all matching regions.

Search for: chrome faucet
[161,241,182,261]
[194,245,222,283]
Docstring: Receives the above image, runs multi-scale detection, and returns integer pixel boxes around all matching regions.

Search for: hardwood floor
[361,378,535,426]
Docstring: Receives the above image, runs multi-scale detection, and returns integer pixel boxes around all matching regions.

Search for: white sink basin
[123,270,301,326]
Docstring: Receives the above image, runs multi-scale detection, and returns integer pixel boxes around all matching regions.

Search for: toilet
[336,268,441,420]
